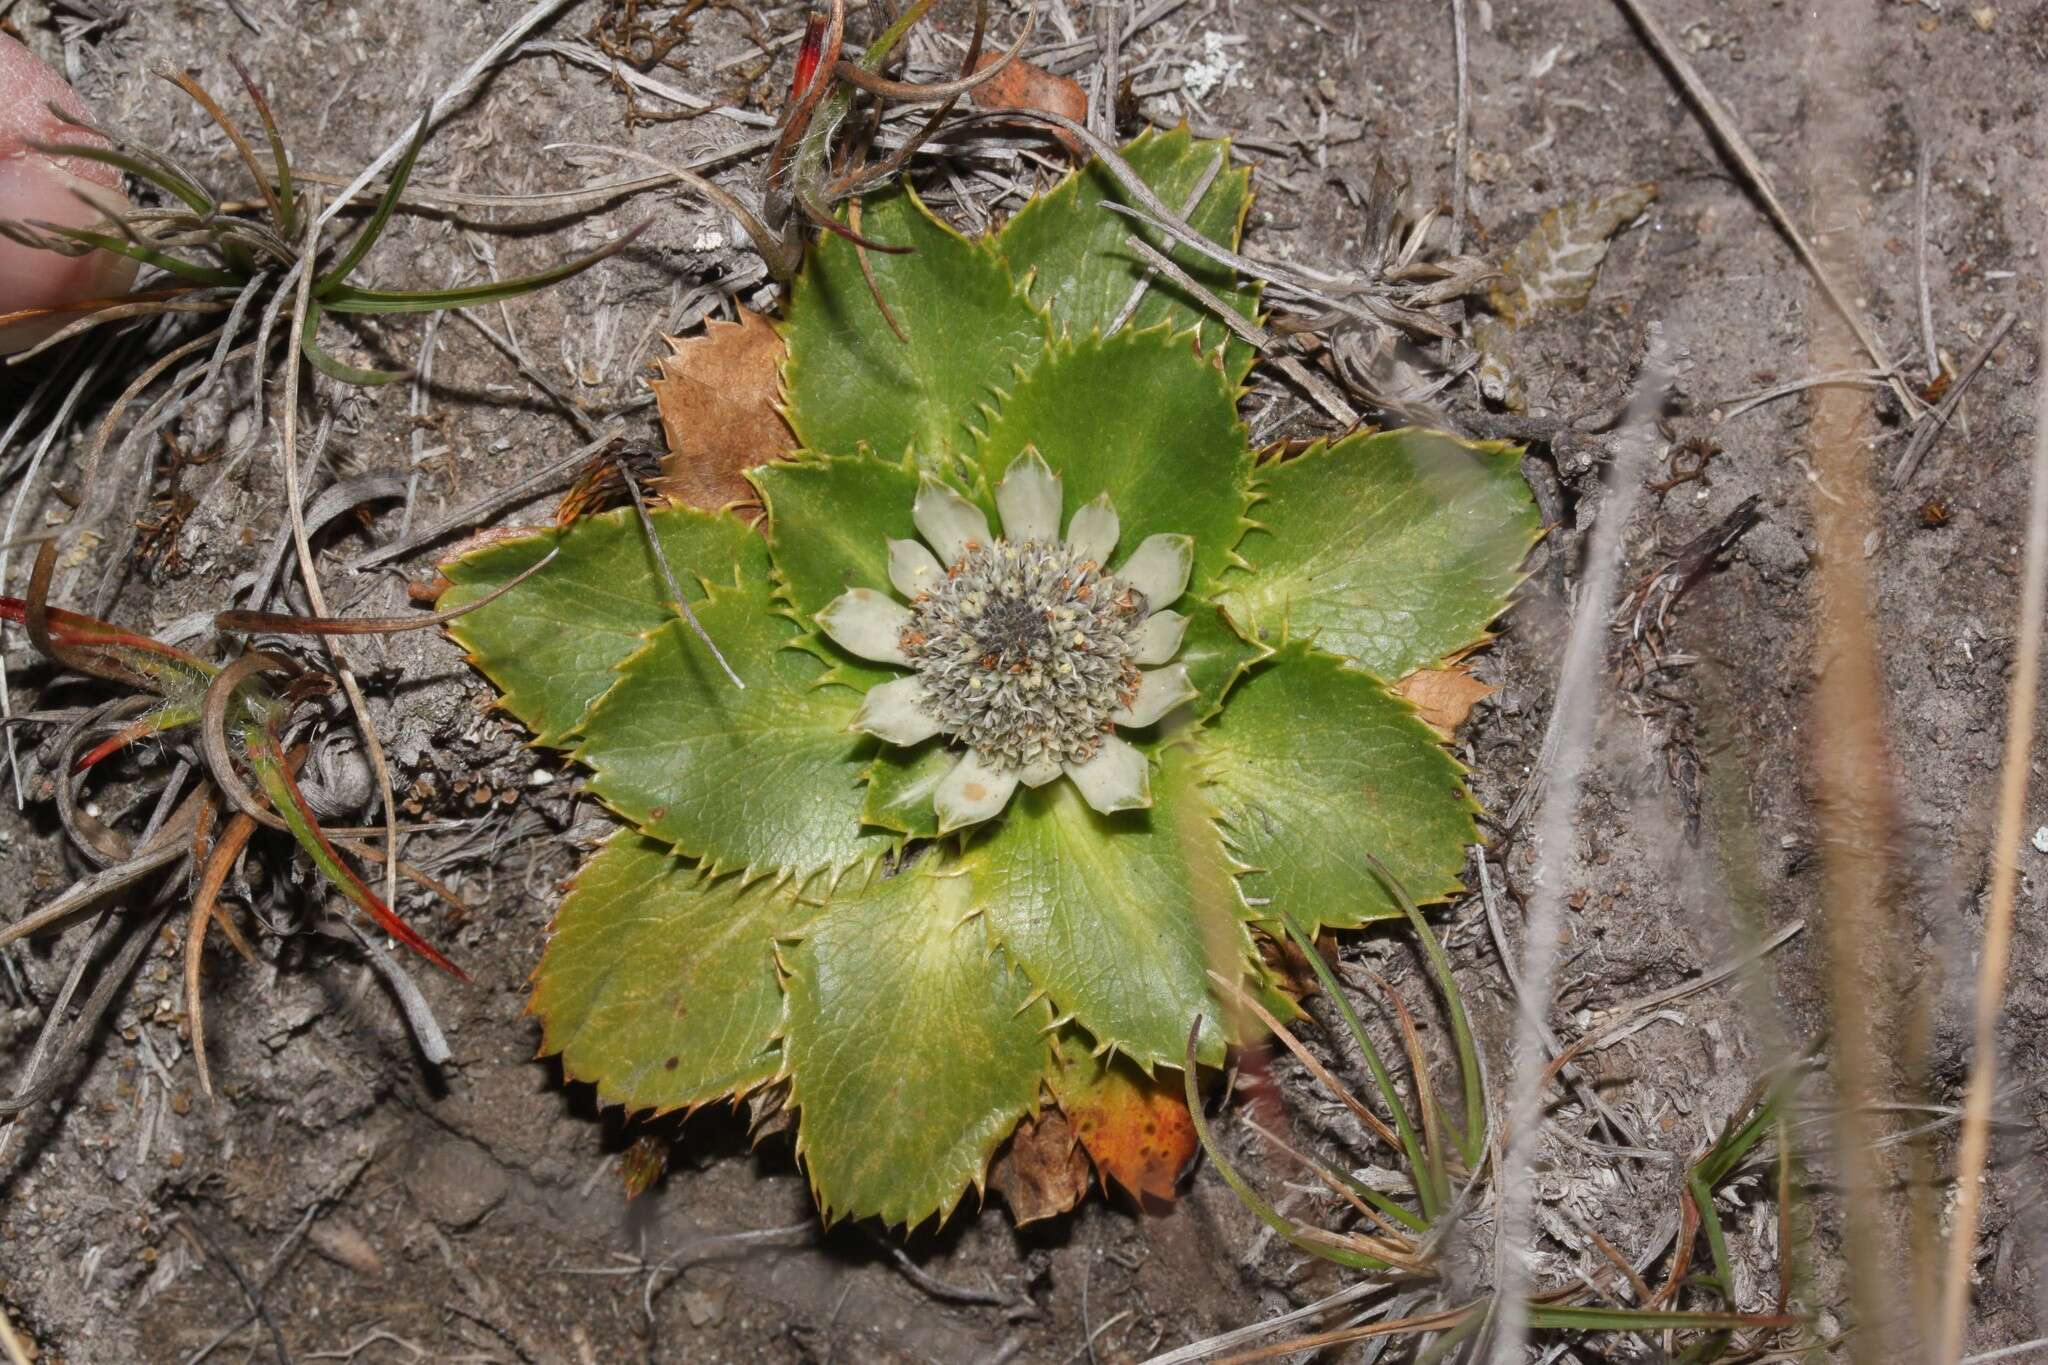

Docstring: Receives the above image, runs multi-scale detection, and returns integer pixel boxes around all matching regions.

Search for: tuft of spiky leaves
[0,60,642,381]
[444,130,1540,1228]
[1175,871,1807,1359]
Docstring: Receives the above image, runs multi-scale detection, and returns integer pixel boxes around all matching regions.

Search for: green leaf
[784,860,1050,1226]
[575,575,890,882]
[441,505,769,746]
[33,141,214,215]
[300,302,407,385]
[781,186,1044,467]
[972,329,1253,598]
[244,722,456,976]
[1178,600,1269,722]
[317,224,649,315]
[533,835,814,1114]
[996,125,1260,383]
[35,225,244,287]
[1213,430,1540,679]
[315,107,429,293]
[747,452,923,623]
[860,740,950,838]
[1198,642,1477,932]
[965,744,1250,1071]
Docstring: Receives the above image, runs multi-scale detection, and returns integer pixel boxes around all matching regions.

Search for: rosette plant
[440,130,1540,1227]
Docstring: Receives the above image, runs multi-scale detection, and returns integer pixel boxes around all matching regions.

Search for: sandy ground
[0,0,2044,1360]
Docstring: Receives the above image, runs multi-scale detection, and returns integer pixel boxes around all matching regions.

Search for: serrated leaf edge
[526,833,823,1121]
[1191,639,1484,930]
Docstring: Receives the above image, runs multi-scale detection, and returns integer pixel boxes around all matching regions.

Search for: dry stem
[1934,298,2048,1363]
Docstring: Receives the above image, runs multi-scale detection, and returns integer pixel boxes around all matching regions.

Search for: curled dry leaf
[988,1107,1093,1224]
[1393,666,1496,738]
[1054,1044,1199,1205]
[1488,182,1657,327]
[968,51,1087,157]
[649,309,796,514]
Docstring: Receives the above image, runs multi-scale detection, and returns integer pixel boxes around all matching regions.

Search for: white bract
[815,450,1197,832]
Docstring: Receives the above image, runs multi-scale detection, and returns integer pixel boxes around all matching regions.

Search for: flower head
[815,449,1196,832]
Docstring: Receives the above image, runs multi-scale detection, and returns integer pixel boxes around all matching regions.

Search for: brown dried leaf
[1393,666,1495,738]
[1055,1047,1198,1205]
[746,1083,796,1143]
[649,310,795,514]
[306,1216,385,1277]
[1488,183,1657,326]
[620,1134,669,1200]
[968,52,1087,157]
[988,1107,1092,1224]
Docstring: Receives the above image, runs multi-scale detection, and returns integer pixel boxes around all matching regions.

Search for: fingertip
[0,34,135,353]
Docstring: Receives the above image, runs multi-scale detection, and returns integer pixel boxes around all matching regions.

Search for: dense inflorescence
[901,538,1144,772]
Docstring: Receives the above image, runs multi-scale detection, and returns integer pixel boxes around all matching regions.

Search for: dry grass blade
[1238,1117,1425,1257]
[198,652,293,830]
[1108,153,1224,333]
[276,189,406,912]
[1142,1282,1395,1365]
[187,805,260,1100]
[308,0,582,234]
[1934,298,2048,1364]
[828,10,1028,104]
[1477,855,1645,1149]
[1216,1304,1474,1365]
[345,427,622,571]
[617,453,744,690]
[1205,969,1401,1151]
[1535,920,1805,1099]
[0,836,189,948]
[1359,968,1448,1200]
[2,297,232,366]
[217,545,560,635]
[1608,0,1919,420]
[0,1301,31,1365]
[1915,127,1939,385]
[1119,233,1358,426]
[0,903,177,1127]
[158,64,283,226]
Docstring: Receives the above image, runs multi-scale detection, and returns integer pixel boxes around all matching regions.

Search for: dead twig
[1715,368,1897,423]
[882,1243,1030,1313]
[1890,310,2017,487]
[173,1214,291,1365]
[344,427,623,571]
[1608,0,1920,420]
[1118,233,1358,426]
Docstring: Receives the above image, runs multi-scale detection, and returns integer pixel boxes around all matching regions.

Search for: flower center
[901,538,1146,772]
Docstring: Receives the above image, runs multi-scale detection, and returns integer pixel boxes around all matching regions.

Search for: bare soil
[2,0,2045,1361]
